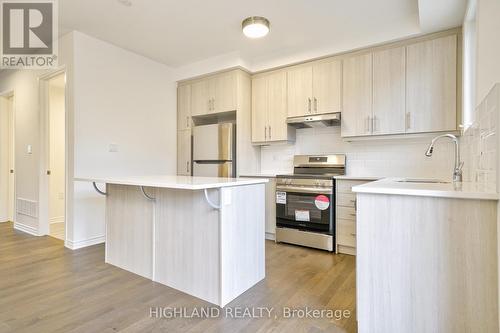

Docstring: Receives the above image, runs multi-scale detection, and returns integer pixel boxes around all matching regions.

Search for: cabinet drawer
[337,206,356,220]
[337,180,366,194]
[336,193,356,207]
[337,218,356,247]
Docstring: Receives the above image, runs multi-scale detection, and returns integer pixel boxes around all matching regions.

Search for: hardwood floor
[0,222,357,333]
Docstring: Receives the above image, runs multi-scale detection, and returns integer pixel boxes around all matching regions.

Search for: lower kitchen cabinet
[177,129,191,176]
[336,179,374,255]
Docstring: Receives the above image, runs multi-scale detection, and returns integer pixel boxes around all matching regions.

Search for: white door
[0,95,14,223]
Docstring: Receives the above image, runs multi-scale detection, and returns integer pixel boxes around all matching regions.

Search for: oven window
[283,192,332,224]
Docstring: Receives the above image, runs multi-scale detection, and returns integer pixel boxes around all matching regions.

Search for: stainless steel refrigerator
[192,123,236,177]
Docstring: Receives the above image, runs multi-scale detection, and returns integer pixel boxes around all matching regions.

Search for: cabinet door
[287,66,313,117]
[372,47,406,135]
[312,59,342,114]
[177,84,191,130]
[267,71,288,142]
[251,76,268,143]
[342,53,373,137]
[213,72,237,113]
[406,35,457,133]
[191,79,210,116]
[177,129,192,176]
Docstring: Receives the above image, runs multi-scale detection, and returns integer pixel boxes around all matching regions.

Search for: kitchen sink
[397,178,450,184]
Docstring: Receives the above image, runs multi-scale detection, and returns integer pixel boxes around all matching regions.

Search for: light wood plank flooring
[0,222,356,332]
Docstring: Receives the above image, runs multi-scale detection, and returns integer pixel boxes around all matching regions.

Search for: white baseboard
[65,235,105,250]
[49,216,65,224]
[14,222,40,236]
[265,232,276,241]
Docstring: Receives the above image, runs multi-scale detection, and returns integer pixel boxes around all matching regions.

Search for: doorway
[46,74,66,240]
[0,92,14,224]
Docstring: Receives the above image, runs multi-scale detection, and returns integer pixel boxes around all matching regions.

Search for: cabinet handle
[406,112,411,130]
[372,116,376,133]
[349,213,356,217]
[186,161,190,173]
[265,126,267,140]
[314,97,318,112]
[308,98,312,113]
[350,233,356,237]
[269,126,271,139]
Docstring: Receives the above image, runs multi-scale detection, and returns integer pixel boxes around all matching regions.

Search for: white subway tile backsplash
[461,83,499,188]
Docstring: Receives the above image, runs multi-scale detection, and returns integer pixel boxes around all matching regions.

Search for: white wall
[48,83,66,223]
[69,31,177,248]
[476,0,500,106]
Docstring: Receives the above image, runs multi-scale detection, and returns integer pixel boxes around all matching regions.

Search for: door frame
[38,67,67,238]
[0,89,16,224]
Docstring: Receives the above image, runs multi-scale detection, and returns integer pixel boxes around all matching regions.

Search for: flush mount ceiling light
[242,16,270,39]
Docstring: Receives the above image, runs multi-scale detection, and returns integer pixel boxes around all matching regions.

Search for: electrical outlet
[26,144,32,154]
[109,143,119,153]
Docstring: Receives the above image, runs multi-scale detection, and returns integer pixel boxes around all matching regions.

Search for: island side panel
[106,184,154,279]
[219,184,266,307]
[356,193,499,333]
[154,187,221,306]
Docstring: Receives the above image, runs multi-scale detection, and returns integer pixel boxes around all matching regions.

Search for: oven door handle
[276,186,332,195]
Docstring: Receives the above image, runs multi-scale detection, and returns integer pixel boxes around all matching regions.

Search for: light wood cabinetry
[342,32,459,138]
[252,71,294,144]
[312,60,342,114]
[342,53,373,137]
[406,34,457,133]
[335,179,374,255]
[177,129,191,176]
[372,46,406,135]
[177,84,192,130]
[287,59,342,118]
[190,72,237,116]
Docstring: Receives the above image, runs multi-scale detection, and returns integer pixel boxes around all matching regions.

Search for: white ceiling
[59,0,466,70]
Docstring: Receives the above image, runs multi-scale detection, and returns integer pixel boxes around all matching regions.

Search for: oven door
[275,186,333,233]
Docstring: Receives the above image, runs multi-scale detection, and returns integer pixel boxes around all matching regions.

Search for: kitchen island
[75,175,268,307]
[353,178,499,333]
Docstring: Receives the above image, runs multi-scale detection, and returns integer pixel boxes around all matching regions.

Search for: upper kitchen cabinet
[312,60,342,114]
[252,71,294,144]
[287,66,313,117]
[287,59,342,118]
[342,53,373,137]
[406,35,457,133]
[177,84,192,130]
[341,31,459,139]
[372,46,406,135]
[190,71,237,116]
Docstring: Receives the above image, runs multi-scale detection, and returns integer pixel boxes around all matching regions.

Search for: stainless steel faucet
[425,134,463,183]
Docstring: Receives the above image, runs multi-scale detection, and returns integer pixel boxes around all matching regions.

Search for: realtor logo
[1,0,58,68]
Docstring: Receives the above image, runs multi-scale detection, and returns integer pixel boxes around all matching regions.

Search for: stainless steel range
[275,154,346,252]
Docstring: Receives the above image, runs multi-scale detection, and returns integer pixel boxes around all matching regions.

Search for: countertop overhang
[75,175,268,190]
[352,178,499,200]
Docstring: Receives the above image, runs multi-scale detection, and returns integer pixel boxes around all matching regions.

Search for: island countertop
[75,175,268,190]
[352,177,499,200]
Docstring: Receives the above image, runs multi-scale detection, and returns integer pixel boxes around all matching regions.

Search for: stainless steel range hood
[286,112,341,128]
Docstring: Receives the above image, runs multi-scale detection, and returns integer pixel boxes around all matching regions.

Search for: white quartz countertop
[75,175,268,190]
[334,175,381,181]
[352,178,499,200]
